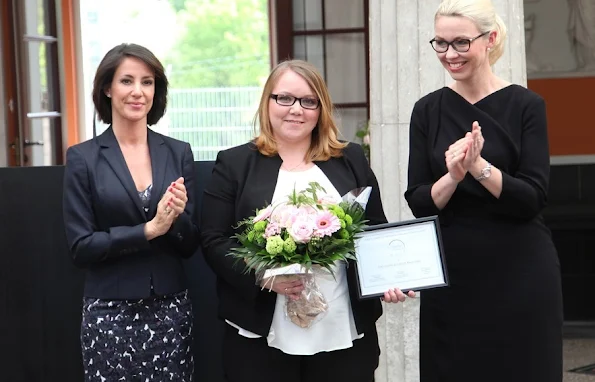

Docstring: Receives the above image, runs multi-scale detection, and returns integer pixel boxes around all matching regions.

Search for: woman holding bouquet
[405,1,563,381]
[201,59,414,382]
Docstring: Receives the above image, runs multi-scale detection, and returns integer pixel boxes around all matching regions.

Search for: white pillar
[368,1,526,381]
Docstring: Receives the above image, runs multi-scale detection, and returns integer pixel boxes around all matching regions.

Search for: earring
[107,93,111,98]
[487,47,491,51]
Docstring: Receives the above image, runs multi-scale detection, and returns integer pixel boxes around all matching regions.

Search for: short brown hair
[254,60,347,161]
[92,43,168,125]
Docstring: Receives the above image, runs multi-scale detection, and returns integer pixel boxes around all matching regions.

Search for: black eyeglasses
[270,94,320,110]
[429,32,489,53]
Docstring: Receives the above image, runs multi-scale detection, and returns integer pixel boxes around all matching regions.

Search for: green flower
[339,219,346,229]
[344,214,353,226]
[331,205,345,219]
[247,230,256,242]
[255,234,266,245]
[265,235,284,255]
[254,221,267,232]
[283,237,297,253]
[338,229,350,239]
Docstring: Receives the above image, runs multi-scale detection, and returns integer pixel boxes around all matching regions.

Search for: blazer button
[177,233,183,241]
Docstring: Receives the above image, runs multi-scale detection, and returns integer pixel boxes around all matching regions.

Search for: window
[79,0,270,161]
[273,0,369,143]
[0,0,63,166]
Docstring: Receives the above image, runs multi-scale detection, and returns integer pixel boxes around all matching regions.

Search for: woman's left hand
[382,288,416,303]
[462,122,484,171]
[165,177,187,217]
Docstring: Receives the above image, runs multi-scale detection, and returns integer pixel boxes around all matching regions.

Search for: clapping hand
[462,122,484,170]
[445,121,485,182]
[144,177,187,240]
[165,177,188,218]
[445,135,473,182]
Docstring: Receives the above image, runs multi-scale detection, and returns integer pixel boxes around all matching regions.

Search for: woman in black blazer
[63,43,199,381]
[201,60,415,382]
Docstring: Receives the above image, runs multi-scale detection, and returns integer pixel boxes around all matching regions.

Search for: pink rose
[288,217,316,243]
[271,204,300,228]
[264,222,281,238]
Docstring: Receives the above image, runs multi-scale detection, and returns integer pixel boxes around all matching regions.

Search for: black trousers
[223,323,380,382]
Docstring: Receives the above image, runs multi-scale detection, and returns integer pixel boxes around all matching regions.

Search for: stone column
[368,1,526,381]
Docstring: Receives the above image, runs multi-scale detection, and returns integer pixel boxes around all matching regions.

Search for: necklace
[282,159,305,172]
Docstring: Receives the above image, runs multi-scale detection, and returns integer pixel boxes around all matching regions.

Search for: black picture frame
[353,215,449,300]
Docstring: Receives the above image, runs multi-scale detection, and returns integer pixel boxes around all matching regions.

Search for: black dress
[405,85,563,382]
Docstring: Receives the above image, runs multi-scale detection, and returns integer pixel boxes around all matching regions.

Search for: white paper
[263,263,310,279]
[354,220,446,297]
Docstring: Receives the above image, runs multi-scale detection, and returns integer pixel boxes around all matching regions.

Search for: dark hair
[92,43,168,125]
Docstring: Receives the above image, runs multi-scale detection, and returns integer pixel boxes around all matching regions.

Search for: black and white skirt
[81,290,193,381]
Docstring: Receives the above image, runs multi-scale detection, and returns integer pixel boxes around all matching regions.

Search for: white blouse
[226,165,364,355]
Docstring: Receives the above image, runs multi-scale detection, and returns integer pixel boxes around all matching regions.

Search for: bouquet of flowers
[230,182,371,328]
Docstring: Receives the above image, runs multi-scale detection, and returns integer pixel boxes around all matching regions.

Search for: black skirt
[80,290,193,381]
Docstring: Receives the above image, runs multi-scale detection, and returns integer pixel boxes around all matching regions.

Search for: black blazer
[200,142,386,337]
[63,127,199,299]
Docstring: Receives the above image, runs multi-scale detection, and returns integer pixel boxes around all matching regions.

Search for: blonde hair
[436,0,507,65]
[253,60,346,161]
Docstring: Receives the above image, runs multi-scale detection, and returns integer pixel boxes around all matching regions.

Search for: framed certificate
[354,216,448,300]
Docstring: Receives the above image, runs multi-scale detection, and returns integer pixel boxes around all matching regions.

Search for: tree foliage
[169,0,186,12]
[165,0,270,88]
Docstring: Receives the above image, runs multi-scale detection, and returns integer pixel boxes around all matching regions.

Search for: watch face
[482,168,491,178]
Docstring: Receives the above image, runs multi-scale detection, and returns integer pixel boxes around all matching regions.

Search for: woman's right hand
[462,122,484,170]
[144,191,177,240]
[445,135,473,182]
[260,275,305,301]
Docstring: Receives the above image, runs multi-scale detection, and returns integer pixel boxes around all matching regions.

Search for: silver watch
[475,162,492,181]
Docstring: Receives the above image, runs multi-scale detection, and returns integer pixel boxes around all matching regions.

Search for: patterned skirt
[81,290,193,381]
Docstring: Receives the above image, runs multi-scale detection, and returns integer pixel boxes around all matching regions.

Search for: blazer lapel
[315,157,354,196]
[250,153,282,206]
[98,127,146,219]
[147,129,169,217]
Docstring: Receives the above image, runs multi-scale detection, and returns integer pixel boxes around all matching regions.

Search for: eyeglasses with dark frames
[270,94,320,110]
[429,31,489,53]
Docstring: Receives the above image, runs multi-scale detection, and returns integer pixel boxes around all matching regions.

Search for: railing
[91,87,263,161]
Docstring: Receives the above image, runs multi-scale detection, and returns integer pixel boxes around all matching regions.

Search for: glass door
[0,0,62,166]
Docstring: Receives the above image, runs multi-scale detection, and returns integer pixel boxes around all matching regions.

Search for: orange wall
[528,76,595,156]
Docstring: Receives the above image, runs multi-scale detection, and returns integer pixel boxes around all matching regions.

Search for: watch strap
[475,162,492,181]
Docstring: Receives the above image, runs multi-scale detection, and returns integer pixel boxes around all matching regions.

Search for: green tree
[169,0,186,12]
[165,0,269,88]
